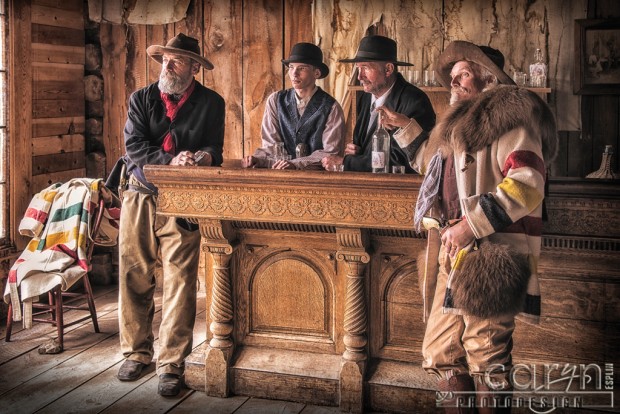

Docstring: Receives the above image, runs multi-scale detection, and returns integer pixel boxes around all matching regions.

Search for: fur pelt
[422,85,558,168]
[452,241,530,318]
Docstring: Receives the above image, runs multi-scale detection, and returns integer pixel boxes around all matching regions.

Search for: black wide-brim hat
[281,42,330,79]
[147,32,214,70]
[339,35,413,66]
[434,41,515,88]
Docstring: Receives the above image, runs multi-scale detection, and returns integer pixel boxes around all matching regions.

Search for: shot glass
[330,164,344,172]
[392,165,405,174]
[411,70,420,86]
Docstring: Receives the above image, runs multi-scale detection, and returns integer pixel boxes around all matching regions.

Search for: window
[0,0,7,241]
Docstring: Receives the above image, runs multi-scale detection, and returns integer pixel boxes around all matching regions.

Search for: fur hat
[434,41,515,89]
[282,42,330,79]
[339,35,413,66]
[147,33,214,70]
[452,241,530,318]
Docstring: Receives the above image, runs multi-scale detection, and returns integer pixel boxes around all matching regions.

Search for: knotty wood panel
[32,116,85,137]
[203,0,243,161]
[31,23,84,47]
[100,23,129,174]
[33,79,83,101]
[31,43,84,65]
[242,0,283,157]
[33,152,85,175]
[31,168,86,194]
[33,98,84,118]
[32,134,85,156]
[30,3,83,29]
[32,0,83,11]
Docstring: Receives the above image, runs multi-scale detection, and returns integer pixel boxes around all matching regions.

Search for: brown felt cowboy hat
[339,35,413,66]
[434,40,515,88]
[281,43,330,79]
[147,33,214,70]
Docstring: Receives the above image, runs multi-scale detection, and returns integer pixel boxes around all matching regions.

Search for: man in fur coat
[378,41,558,413]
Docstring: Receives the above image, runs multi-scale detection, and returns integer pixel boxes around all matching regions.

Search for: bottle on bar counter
[371,116,390,173]
[529,48,547,88]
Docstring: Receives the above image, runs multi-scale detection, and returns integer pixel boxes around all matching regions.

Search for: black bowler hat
[434,40,515,88]
[147,33,214,70]
[282,43,330,79]
[339,35,413,66]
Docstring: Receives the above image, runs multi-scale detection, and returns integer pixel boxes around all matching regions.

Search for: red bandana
[160,79,196,154]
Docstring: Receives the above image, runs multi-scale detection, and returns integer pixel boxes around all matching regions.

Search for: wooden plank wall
[100,0,313,175]
[8,0,620,249]
[10,0,86,249]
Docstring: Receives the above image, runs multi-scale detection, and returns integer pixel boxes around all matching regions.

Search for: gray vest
[276,88,335,158]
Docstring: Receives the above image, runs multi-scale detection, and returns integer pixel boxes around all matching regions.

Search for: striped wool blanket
[3,178,120,328]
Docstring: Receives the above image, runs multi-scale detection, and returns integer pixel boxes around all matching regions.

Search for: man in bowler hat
[242,42,345,170]
[321,35,435,172]
[115,33,225,397]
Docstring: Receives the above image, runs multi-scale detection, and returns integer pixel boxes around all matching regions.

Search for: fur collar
[424,85,558,166]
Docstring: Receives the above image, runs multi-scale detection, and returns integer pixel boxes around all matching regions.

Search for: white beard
[158,71,191,95]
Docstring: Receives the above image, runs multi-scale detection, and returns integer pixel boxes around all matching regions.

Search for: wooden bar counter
[144,165,620,413]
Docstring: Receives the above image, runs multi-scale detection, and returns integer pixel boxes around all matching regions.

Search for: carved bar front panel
[145,166,620,413]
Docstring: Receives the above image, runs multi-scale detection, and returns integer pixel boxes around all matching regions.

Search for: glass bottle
[529,48,547,88]
[371,117,390,173]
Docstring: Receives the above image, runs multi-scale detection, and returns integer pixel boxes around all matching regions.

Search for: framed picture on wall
[574,18,620,94]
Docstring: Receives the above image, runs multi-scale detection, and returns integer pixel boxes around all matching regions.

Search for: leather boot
[437,373,477,414]
[476,380,513,413]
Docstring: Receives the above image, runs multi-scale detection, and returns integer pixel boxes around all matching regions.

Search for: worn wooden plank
[31,4,83,30]
[124,25,146,102]
[33,79,83,101]
[146,25,166,85]
[243,0,283,158]
[32,0,83,11]
[32,23,84,47]
[204,0,243,161]
[32,62,83,81]
[513,317,608,363]
[33,98,84,118]
[9,0,33,251]
[538,277,609,322]
[32,43,84,65]
[231,397,305,414]
[32,151,85,175]
[32,134,85,156]
[32,116,85,137]
[0,308,119,398]
[31,168,86,194]
[284,0,313,70]
[0,286,117,364]
[70,312,207,414]
[172,393,250,414]
[100,23,128,175]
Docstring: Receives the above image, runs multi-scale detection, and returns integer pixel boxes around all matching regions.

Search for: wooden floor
[0,283,345,414]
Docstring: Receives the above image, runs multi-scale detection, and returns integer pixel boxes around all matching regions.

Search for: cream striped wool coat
[405,85,558,324]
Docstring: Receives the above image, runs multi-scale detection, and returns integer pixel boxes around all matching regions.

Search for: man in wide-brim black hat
[115,32,225,398]
[242,42,346,170]
[321,35,436,173]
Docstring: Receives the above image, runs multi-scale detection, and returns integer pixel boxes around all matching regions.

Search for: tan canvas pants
[422,244,515,386]
[118,190,200,376]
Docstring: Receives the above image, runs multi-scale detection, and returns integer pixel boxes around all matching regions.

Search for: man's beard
[159,70,191,95]
[450,87,469,105]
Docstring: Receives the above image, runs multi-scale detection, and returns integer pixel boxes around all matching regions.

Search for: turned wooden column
[200,219,237,397]
[336,227,370,413]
